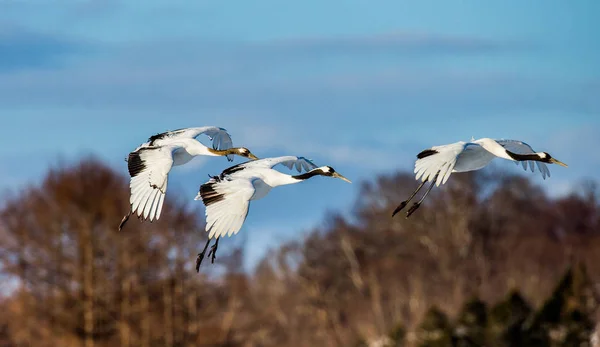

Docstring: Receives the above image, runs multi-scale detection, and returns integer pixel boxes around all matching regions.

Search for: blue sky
[1,0,599,270]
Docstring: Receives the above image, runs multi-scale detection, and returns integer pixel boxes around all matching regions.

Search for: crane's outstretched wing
[126,145,176,223]
[414,142,472,186]
[215,156,318,179]
[193,155,317,238]
[195,176,257,239]
[148,126,235,161]
[244,156,318,172]
[495,139,551,179]
[270,156,318,172]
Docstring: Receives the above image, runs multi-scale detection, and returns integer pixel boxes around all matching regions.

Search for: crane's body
[119,126,258,231]
[194,155,351,270]
[394,137,567,218]
[169,139,218,166]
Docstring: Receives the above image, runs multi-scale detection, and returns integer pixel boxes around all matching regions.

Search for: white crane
[193,155,351,270]
[119,126,259,230]
[393,137,568,218]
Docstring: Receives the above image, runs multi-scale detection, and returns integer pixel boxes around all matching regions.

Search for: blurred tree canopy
[0,158,599,347]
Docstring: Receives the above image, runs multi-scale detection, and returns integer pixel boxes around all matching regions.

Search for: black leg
[195,238,212,273]
[392,179,428,217]
[118,212,131,231]
[406,172,439,218]
[207,237,220,264]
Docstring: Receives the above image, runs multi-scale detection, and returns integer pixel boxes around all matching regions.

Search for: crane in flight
[392,138,567,218]
[119,126,259,230]
[194,155,351,271]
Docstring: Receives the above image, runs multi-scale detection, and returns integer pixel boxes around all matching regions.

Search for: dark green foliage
[388,323,406,346]
[416,307,454,347]
[524,263,597,347]
[488,290,532,346]
[381,264,598,347]
[454,297,487,347]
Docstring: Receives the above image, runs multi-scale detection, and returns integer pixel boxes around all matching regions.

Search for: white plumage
[119,126,258,230]
[193,156,351,270]
[196,156,351,239]
[394,137,568,218]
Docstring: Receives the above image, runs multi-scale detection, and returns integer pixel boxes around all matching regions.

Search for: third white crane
[392,137,568,218]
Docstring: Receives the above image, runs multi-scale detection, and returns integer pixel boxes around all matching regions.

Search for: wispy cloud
[0,49,594,114]
[1,30,596,196]
[0,24,88,72]
[0,29,593,116]
[261,31,532,56]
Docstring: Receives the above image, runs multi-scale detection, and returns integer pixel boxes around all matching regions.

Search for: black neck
[292,170,323,180]
[506,150,542,162]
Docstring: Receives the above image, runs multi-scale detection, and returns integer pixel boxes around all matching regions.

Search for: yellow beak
[248,153,259,160]
[549,158,568,167]
[333,172,352,183]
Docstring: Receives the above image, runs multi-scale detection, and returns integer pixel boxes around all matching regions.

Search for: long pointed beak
[248,153,259,160]
[333,172,352,183]
[550,158,568,167]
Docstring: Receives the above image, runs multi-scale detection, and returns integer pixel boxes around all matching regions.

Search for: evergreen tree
[488,290,532,346]
[388,323,406,346]
[524,263,597,346]
[454,297,488,347]
[417,306,454,347]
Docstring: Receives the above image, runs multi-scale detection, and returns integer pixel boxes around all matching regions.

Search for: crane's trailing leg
[118,212,131,231]
[392,179,428,217]
[195,238,212,272]
[207,237,220,264]
[406,172,439,218]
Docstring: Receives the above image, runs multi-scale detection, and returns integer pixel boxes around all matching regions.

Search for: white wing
[278,156,319,172]
[127,146,176,222]
[195,176,257,239]
[210,156,318,181]
[413,142,471,186]
[193,156,317,238]
[241,156,318,172]
[495,139,551,179]
[148,126,235,160]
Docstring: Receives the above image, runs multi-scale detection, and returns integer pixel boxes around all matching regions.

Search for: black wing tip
[221,164,245,176]
[199,182,225,206]
[147,127,189,144]
[127,151,146,177]
[148,131,168,144]
[417,149,439,159]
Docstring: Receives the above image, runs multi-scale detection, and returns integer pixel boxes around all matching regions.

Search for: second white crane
[194,155,351,270]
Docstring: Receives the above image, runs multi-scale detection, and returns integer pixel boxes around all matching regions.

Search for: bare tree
[0,157,211,347]
[1,157,599,347]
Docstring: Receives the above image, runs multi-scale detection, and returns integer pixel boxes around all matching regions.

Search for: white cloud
[230,123,409,171]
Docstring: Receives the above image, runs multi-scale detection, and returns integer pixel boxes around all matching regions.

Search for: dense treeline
[356,263,597,346]
[0,158,598,346]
